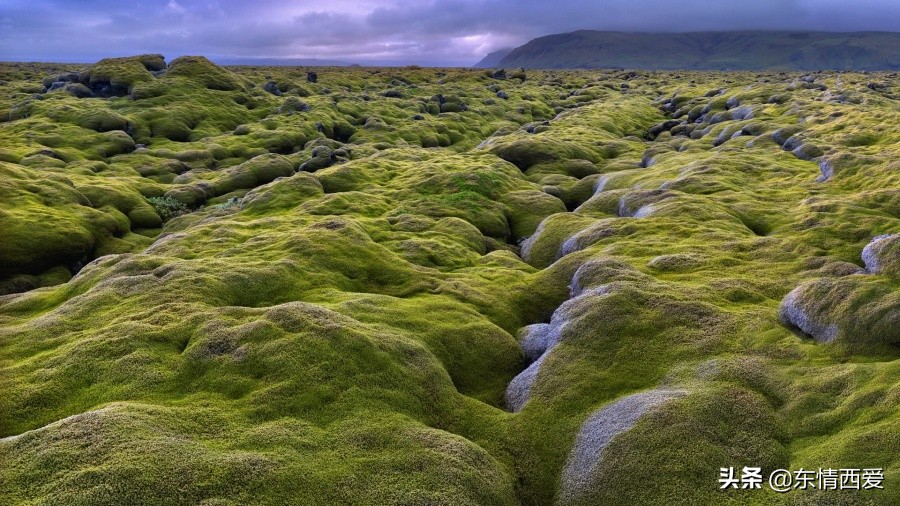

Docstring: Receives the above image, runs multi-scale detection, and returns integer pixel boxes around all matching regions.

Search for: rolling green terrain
[482,30,900,70]
[0,55,898,505]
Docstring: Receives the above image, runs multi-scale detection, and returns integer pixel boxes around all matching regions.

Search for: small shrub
[148,196,190,222]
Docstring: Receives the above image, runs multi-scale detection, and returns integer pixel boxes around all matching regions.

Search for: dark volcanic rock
[64,83,94,98]
[263,81,282,96]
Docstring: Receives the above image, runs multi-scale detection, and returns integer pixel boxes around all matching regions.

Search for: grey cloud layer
[1,0,898,65]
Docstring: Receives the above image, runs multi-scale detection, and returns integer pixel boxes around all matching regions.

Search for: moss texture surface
[0,58,898,505]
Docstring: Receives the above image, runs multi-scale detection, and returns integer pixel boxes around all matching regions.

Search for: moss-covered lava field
[0,55,898,505]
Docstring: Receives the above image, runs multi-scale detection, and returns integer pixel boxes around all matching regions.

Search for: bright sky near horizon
[1,0,898,65]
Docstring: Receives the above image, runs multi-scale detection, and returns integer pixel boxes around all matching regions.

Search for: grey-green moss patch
[558,388,688,505]
[862,233,900,276]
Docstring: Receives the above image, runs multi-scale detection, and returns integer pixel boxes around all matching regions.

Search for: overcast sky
[1,0,898,66]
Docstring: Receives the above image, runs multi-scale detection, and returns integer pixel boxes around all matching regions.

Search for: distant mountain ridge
[477,30,900,70]
[472,47,514,68]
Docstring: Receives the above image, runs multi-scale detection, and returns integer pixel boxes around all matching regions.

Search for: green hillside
[485,30,900,70]
[0,56,898,504]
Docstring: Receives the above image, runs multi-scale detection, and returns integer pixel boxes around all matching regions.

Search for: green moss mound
[166,56,246,92]
[80,54,163,95]
[780,277,900,348]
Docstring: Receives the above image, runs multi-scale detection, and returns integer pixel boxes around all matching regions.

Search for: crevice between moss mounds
[557,388,688,505]
[771,126,831,178]
[0,162,165,295]
[505,259,653,412]
[162,153,295,208]
[504,289,585,413]
[519,188,664,268]
[504,284,619,412]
